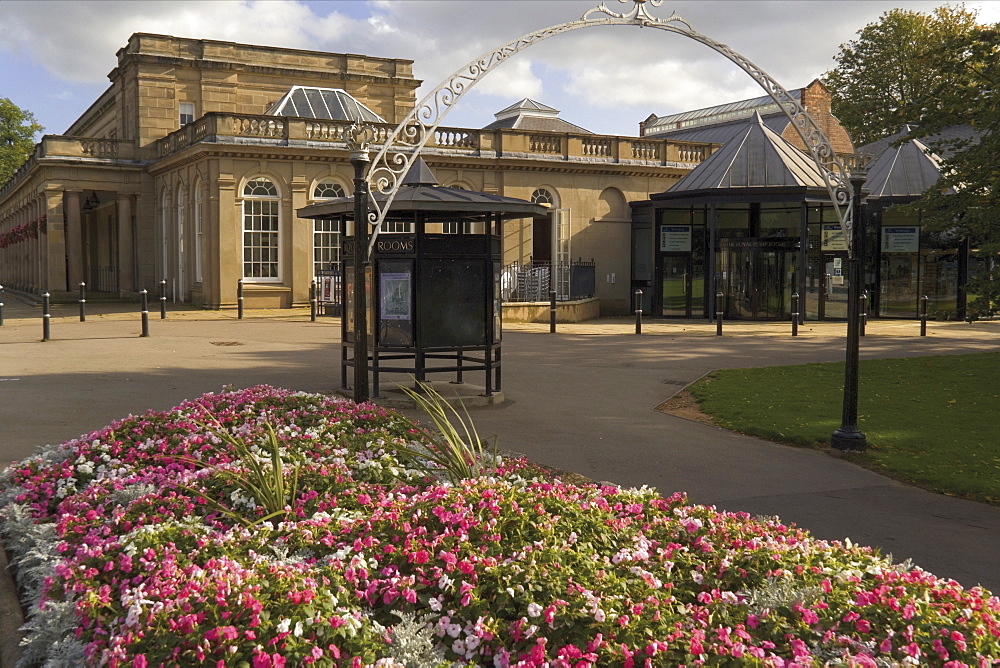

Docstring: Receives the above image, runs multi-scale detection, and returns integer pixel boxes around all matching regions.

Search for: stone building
[0,33,718,315]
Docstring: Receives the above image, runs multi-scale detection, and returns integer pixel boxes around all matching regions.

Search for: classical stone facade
[0,33,724,315]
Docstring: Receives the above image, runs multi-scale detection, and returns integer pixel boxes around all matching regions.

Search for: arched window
[194,184,204,284]
[313,181,346,199]
[531,188,555,207]
[311,180,347,277]
[242,177,280,280]
[176,186,186,296]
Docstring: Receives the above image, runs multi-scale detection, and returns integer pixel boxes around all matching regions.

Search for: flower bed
[1,386,998,667]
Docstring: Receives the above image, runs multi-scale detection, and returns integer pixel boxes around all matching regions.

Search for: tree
[0,97,44,185]
[909,23,1000,319]
[823,5,980,147]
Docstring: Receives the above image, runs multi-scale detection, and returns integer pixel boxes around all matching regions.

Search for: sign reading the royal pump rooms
[882,226,920,253]
[660,225,691,252]
[821,224,848,251]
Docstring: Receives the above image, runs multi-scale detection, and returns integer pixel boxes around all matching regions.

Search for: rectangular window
[442,222,475,234]
[382,221,414,233]
[243,200,279,280]
[179,102,195,126]
[313,218,341,277]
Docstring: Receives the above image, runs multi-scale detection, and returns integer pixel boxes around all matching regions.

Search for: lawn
[687,352,1000,505]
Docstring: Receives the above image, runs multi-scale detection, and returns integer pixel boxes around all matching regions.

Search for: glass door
[880,255,919,317]
[662,254,692,316]
[821,253,849,319]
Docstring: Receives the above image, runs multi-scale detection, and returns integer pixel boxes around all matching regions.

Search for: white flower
[594,608,606,622]
[276,618,290,634]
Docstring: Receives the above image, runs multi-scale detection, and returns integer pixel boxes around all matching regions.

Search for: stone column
[44,189,67,291]
[289,178,310,305]
[65,190,84,286]
[117,194,135,292]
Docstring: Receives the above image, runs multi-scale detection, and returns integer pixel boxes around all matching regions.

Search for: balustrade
[234,116,285,138]
[631,141,659,160]
[582,138,612,157]
[529,135,561,154]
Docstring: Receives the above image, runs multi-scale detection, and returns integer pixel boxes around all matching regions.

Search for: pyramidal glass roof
[667,112,826,192]
[265,86,386,123]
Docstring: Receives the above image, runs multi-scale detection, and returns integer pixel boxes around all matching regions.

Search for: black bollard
[140,289,150,337]
[160,279,167,319]
[79,282,87,322]
[237,279,245,320]
[791,293,799,337]
[920,295,928,337]
[310,280,317,322]
[860,292,868,337]
[715,292,724,337]
[549,290,556,334]
[453,349,464,385]
[0,284,5,326]
[634,288,643,335]
[42,292,51,341]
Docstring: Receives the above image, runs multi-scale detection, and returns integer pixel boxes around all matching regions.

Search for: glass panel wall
[657,207,706,317]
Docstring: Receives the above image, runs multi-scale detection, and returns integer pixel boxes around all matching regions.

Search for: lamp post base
[831,427,867,452]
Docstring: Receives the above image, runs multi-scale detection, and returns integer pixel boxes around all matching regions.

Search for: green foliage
[0,97,43,184]
[179,418,302,526]
[907,22,1000,318]
[823,5,981,146]
[689,353,1000,504]
[387,381,498,484]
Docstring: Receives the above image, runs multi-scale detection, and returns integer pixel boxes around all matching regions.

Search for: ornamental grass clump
[387,381,499,485]
[1,385,999,667]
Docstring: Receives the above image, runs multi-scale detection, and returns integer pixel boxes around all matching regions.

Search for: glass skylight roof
[266,86,386,123]
[647,90,802,133]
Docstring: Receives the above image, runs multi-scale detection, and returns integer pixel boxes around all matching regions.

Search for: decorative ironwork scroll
[364,0,857,258]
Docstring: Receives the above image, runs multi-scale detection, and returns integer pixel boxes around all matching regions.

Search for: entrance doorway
[718,238,797,320]
[820,253,850,320]
[880,254,919,317]
[661,254,693,316]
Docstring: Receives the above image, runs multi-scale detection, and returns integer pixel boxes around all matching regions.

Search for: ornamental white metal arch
[352,0,856,259]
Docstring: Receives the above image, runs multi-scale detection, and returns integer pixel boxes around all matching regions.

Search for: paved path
[2,299,999,601]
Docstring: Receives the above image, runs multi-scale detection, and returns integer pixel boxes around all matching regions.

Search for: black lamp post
[831,167,869,452]
[347,126,371,403]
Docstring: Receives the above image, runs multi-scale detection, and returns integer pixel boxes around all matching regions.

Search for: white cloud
[469,58,544,101]
[3,0,997,137]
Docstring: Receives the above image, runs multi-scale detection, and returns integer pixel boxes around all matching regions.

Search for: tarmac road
[2,298,999,600]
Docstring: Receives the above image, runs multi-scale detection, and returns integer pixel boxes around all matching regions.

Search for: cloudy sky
[2,0,998,138]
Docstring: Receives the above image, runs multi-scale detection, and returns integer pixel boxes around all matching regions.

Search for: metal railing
[314,271,342,315]
[88,265,118,293]
[501,260,596,302]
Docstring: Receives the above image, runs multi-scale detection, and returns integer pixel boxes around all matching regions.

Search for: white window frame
[241,177,281,282]
[179,102,195,127]
[310,180,347,278]
[194,185,203,284]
